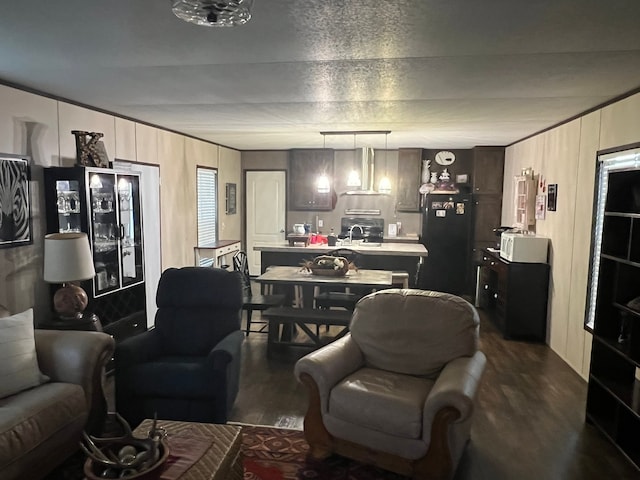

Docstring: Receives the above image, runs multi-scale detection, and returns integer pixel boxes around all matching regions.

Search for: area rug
[242,425,406,480]
[45,425,405,479]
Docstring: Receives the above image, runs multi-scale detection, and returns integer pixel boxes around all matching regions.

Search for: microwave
[500,233,549,263]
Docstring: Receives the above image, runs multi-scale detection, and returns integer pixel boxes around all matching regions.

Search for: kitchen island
[255,242,427,287]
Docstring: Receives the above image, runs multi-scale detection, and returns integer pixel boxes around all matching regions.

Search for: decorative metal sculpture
[71,130,109,168]
[81,412,168,479]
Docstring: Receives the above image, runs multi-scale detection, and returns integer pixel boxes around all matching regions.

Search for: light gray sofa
[295,289,487,480]
[0,326,115,480]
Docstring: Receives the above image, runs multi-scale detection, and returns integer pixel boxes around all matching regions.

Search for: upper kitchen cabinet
[396,148,422,212]
[472,147,505,257]
[472,147,505,194]
[289,149,335,210]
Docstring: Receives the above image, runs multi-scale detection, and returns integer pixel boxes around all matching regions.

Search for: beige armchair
[294,289,486,480]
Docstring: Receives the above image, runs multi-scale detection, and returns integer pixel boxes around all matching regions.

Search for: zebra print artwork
[0,155,32,247]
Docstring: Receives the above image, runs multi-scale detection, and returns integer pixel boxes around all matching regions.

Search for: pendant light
[347,133,361,187]
[378,133,392,194]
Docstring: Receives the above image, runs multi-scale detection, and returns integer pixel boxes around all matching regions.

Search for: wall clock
[435,150,456,166]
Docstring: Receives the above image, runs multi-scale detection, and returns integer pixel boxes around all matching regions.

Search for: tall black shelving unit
[585,144,640,470]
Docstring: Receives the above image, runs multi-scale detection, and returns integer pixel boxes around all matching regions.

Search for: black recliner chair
[115,267,244,427]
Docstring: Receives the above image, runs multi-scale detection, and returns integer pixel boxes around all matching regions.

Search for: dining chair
[313,248,364,312]
[233,250,286,335]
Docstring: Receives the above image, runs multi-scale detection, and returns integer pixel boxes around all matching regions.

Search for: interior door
[246,170,286,276]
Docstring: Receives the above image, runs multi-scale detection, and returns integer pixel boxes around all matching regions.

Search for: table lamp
[43,232,96,319]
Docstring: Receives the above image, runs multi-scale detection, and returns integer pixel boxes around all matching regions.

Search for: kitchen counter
[255,242,427,287]
[387,234,420,243]
[254,242,427,257]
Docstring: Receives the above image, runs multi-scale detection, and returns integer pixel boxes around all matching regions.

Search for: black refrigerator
[418,193,474,295]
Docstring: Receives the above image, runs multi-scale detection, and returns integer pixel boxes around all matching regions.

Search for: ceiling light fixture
[171,0,253,27]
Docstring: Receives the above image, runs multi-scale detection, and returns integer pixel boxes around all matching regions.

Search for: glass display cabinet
[44,167,145,299]
[513,172,536,230]
[584,144,640,469]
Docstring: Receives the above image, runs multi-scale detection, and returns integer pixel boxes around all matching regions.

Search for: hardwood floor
[229,309,640,480]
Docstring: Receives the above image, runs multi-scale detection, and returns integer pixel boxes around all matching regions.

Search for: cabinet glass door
[89,171,119,296]
[54,180,82,233]
[117,174,144,287]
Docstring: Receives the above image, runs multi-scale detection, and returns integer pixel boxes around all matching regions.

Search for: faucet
[348,225,364,244]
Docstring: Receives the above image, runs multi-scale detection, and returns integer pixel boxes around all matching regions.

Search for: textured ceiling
[1,0,640,150]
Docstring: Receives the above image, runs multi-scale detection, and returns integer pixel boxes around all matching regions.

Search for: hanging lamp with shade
[319,130,391,195]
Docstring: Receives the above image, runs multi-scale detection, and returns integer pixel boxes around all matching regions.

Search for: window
[197,167,217,266]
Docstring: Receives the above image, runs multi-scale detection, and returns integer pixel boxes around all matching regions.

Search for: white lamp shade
[43,233,96,283]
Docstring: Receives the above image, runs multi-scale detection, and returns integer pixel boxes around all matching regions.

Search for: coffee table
[134,419,243,480]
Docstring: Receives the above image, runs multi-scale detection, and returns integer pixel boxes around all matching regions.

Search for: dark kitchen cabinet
[396,148,422,212]
[471,147,505,260]
[474,195,503,252]
[478,248,549,341]
[584,144,640,469]
[289,149,334,210]
[472,146,505,195]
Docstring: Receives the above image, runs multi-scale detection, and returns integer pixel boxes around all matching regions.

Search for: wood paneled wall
[503,92,640,379]
[0,83,241,319]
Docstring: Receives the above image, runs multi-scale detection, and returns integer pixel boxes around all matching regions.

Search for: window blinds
[197,167,217,267]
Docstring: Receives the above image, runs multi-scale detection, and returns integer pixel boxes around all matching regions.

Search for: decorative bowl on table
[84,440,169,480]
[307,255,349,277]
[82,413,170,480]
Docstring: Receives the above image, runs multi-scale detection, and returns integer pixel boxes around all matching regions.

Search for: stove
[338,217,385,243]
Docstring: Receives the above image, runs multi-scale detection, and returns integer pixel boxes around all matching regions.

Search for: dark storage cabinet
[44,166,146,334]
[288,149,334,210]
[585,144,640,469]
[103,311,147,373]
[396,148,422,212]
[478,248,549,341]
[472,146,504,255]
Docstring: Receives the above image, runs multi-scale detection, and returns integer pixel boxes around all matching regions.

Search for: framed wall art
[547,184,558,211]
[0,154,32,248]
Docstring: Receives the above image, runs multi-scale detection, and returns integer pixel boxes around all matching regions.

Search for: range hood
[342,147,388,195]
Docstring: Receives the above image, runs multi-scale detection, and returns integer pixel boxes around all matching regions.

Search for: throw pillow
[0,308,49,398]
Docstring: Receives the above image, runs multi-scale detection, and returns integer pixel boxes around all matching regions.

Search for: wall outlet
[318,219,323,228]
